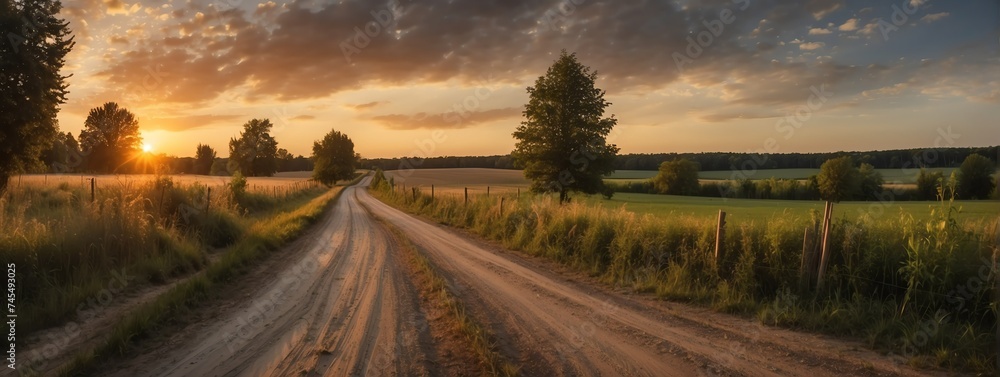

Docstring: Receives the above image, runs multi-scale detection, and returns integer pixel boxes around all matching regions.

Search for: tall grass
[371,170,999,372]
[0,175,325,338]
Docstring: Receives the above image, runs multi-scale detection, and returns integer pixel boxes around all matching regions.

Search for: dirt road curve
[108,179,432,377]
[104,177,937,376]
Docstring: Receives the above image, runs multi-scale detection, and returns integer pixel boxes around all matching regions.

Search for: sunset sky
[56,0,999,159]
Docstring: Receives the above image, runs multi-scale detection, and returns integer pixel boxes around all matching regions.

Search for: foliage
[512,50,619,203]
[228,119,279,177]
[0,0,74,192]
[857,163,884,201]
[916,168,945,200]
[817,156,860,202]
[193,144,216,175]
[78,102,142,173]
[312,129,357,186]
[229,170,248,201]
[372,184,1000,372]
[652,159,700,195]
[957,153,996,200]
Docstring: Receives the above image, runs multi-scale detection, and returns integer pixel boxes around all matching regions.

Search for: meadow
[607,167,964,184]
[374,168,1000,372]
[0,172,329,340]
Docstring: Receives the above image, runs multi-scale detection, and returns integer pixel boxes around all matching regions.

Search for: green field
[387,168,999,222]
[583,192,1000,222]
[607,167,963,184]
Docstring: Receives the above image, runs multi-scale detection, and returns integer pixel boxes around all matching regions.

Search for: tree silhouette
[957,153,996,199]
[79,102,142,173]
[816,156,860,203]
[512,51,619,203]
[228,119,279,177]
[0,0,74,191]
[193,144,216,175]
[653,159,700,195]
[312,129,356,186]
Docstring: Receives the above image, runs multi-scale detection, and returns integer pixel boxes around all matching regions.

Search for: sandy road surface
[358,187,939,377]
[99,177,940,377]
[106,179,433,377]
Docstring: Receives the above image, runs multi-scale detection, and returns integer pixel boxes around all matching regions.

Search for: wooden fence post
[487,186,490,197]
[464,187,468,204]
[517,188,520,199]
[206,187,212,212]
[714,210,726,266]
[412,187,417,201]
[431,184,434,200]
[817,201,834,290]
[90,178,96,202]
[500,197,505,217]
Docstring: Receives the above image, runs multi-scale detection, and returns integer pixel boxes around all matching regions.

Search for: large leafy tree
[0,0,74,192]
[193,144,216,175]
[312,129,356,186]
[79,102,142,173]
[652,158,700,195]
[512,51,619,203]
[228,118,279,177]
[857,163,884,201]
[817,156,860,203]
[957,153,996,199]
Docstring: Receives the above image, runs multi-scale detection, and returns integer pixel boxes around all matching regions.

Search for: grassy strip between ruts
[372,215,520,377]
[53,178,359,377]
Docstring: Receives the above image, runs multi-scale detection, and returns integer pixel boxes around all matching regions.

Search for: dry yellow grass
[385,168,528,196]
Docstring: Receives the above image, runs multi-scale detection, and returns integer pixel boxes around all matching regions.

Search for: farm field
[14,172,315,189]
[608,167,965,183]
[387,168,1000,221]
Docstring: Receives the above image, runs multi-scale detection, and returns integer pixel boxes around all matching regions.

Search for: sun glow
[142,143,153,153]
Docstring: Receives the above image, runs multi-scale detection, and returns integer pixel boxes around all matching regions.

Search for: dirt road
[102,178,937,376]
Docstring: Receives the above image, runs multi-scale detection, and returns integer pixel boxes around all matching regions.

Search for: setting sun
[142,143,153,153]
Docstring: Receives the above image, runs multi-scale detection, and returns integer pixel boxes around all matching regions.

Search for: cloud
[371,107,520,130]
[858,20,880,35]
[103,0,126,15]
[291,115,315,121]
[808,27,831,35]
[838,18,859,31]
[921,12,950,23]
[799,42,825,50]
[699,111,780,123]
[143,114,244,132]
[346,101,386,111]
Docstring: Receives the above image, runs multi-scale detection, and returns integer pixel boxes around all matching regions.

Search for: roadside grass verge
[53,180,354,377]
[369,169,999,373]
[373,216,519,377]
[1,176,325,338]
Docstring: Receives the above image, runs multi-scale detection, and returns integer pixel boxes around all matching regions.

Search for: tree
[511,51,619,203]
[0,0,74,192]
[79,102,142,173]
[652,159,700,195]
[228,118,279,177]
[857,163,884,201]
[312,129,356,186]
[193,144,216,175]
[957,153,996,199]
[915,168,944,200]
[817,156,859,203]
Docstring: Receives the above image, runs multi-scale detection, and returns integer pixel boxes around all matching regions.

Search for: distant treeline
[362,146,1000,172]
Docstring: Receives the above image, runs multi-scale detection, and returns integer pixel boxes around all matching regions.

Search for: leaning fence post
[817,201,834,290]
[714,210,726,266]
